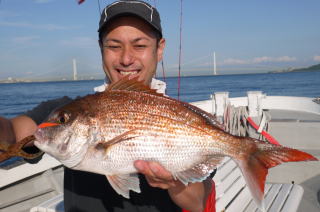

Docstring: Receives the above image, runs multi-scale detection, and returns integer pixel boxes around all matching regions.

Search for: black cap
[98,0,162,39]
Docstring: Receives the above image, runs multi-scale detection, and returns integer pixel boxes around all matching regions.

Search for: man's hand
[134,160,213,212]
[0,116,42,162]
[134,160,185,190]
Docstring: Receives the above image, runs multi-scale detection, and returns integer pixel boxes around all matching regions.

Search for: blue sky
[0,0,319,80]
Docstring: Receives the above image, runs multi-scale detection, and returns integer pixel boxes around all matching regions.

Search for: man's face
[100,16,165,85]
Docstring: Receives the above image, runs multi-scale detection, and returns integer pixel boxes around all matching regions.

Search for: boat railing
[192,91,320,117]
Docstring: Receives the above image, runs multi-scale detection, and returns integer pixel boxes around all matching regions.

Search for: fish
[33,77,318,209]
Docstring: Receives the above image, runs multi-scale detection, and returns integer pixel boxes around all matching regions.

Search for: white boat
[1,92,320,212]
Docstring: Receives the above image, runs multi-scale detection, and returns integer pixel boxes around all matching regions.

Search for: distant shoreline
[269,63,320,73]
[1,70,319,84]
[0,79,104,84]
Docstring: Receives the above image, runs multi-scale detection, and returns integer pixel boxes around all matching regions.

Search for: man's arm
[168,178,212,212]
[0,117,16,148]
[0,96,73,162]
[0,115,39,163]
[0,115,38,152]
[134,160,213,212]
[11,115,38,142]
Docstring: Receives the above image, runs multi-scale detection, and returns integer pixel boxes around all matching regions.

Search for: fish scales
[100,91,218,131]
[34,77,318,208]
[93,111,219,174]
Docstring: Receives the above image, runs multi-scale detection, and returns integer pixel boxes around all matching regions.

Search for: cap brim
[98,11,162,38]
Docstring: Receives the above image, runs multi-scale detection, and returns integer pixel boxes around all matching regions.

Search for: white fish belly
[97,135,214,175]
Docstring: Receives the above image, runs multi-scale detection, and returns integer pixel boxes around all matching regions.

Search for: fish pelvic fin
[106,173,141,199]
[237,138,318,210]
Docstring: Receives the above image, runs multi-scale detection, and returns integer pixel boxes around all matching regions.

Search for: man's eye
[134,45,147,49]
[105,45,120,49]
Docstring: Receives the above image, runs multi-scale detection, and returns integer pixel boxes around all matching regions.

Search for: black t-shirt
[25,97,181,212]
[64,168,180,212]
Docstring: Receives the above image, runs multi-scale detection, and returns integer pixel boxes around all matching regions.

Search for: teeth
[120,71,138,76]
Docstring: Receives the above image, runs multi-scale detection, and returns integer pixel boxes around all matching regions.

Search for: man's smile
[117,69,140,76]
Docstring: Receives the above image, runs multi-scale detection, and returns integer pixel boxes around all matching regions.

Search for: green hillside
[292,63,320,72]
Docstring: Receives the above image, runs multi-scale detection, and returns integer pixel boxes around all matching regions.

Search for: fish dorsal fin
[180,102,225,130]
[107,76,164,97]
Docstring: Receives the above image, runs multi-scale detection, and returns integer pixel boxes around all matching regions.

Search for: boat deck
[267,109,320,212]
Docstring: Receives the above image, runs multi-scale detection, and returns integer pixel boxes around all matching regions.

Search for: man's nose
[120,47,134,66]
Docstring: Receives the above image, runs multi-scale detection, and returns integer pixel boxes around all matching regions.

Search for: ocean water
[0,71,319,118]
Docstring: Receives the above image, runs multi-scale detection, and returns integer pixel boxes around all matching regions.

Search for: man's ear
[157,38,166,62]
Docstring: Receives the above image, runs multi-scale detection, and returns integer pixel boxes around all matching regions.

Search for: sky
[0,0,319,80]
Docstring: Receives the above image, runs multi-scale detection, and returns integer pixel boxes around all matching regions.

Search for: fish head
[34,99,96,167]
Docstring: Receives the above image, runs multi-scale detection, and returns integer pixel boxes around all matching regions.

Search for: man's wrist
[168,180,186,195]
[0,117,16,147]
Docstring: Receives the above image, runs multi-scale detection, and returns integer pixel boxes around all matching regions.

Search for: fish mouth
[22,142,41,155]
[16,135,42,155]
[33,129,46,145]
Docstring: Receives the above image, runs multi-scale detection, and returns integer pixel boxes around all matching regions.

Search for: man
[0,1,215,211]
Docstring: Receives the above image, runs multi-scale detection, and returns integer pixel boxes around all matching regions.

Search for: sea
[1,71,320,119]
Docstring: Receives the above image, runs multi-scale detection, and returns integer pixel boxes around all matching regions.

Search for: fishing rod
[97,0,101,14]
[177,0,183,100]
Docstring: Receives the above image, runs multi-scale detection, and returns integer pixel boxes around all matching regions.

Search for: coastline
[1,69,320,84]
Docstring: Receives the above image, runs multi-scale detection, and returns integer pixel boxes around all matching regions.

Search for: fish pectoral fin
[95,129,141,149]
[174,156,223,185]
[106,174,141,199]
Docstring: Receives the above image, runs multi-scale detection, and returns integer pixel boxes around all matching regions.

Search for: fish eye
[58,112,70,124]
[59,116,66,124]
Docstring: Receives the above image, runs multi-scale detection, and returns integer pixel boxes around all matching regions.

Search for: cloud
[222,58,248,65]
[59,37,98,48]
[12,36,40,44]
[313,55,320,62]
[252,56,272,63]
[253,56,296,63]
[222,56,296,65]
[0,21,69,31]
[275,56,297,62]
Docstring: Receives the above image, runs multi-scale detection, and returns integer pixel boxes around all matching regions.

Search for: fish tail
[236,138,318,210]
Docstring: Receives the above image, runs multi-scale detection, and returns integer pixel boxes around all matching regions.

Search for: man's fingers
[134,160,184,190]
[148,161,173,180]
[146,177,178,189]
[134,160,155,177]
[135,160,173,180]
